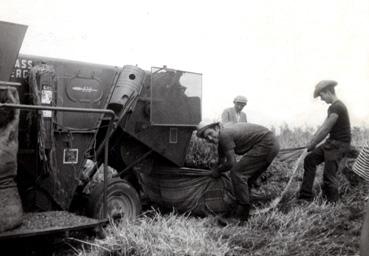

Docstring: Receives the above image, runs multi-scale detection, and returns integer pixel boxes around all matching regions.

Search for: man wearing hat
[297,80,351,203]
[221,95,248,124]
[196,121,280,222]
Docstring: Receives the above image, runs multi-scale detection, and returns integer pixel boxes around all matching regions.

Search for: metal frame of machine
[0,20,203,240]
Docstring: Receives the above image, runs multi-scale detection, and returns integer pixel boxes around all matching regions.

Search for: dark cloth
[0,90,16,128]
[225,131,280,206]
[0,88,19,189]
[219,123,271,155]
[328,100,351,143]
[299,140,350,202]
[140,167,236,216]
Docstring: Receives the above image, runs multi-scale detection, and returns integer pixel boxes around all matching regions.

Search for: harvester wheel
[87,178,141,220]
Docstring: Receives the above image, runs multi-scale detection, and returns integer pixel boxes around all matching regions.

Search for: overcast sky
[1,0,369,129]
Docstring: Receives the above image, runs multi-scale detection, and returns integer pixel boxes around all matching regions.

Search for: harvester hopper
[0,20,204,240]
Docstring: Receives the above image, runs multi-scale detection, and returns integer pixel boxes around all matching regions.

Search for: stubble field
[75,125,369,256]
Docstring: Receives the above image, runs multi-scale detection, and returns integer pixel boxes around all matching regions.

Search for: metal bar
[279,146,307,151]
[0,81,22,87]
[103,118,114,219]
[0,103,116,220]
[0,103,115,116]
[87,92,140,182]
[95,91,137,158]
[114,150,153,178]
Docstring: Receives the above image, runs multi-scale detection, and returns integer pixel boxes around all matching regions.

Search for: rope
[251,148,308,215]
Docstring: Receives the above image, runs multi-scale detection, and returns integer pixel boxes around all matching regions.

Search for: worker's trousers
[230,132,280,206]
[299,140,350,203]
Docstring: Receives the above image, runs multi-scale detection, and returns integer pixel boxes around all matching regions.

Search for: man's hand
[306,114,337,152]
[306,142,316,152]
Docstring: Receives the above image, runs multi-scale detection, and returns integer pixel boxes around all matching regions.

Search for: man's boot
[235,204,250,224]
[215,215,228,227]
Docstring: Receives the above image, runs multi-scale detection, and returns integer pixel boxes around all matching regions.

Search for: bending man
[197,122,279,222]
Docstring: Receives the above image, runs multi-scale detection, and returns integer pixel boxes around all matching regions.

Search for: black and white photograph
[0,1,369,255]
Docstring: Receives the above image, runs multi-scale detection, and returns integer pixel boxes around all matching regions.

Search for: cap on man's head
[233,95,248,104]
[313,80,337,98]
[196,121,219,138]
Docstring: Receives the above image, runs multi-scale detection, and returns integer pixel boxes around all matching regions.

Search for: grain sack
[0,87,23,232]
[0,88,19,188]
[139,167,236,216]
[0,187,23,232]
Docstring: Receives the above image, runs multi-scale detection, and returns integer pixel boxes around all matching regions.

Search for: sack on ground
[139,167,236,216]
[0,87,23,232]
[0,88,19,189]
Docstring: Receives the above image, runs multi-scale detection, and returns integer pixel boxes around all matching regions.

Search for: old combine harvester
[0,21,205,240]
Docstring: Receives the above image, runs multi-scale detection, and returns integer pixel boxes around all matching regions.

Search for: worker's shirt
[328,100,351,143]
[221,107,247,124]
[235,112,241,122]
[218,123,271,155]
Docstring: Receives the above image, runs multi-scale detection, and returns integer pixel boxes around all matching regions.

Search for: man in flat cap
[297,80,351,203]
[196,121,279,222]
[221,95,248,124]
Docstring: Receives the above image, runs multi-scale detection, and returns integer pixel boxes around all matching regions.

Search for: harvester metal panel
[121,67,202,166]
[0,21,27,81]
[22,55,119,129]
[8,54,119,210]
[150,67,202,126]
[38,132,94,210]
[0,211,105,240]
[123,100,194,166]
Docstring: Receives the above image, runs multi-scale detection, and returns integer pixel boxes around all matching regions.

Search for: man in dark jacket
[197,121,280,222]
[298,80,351,203]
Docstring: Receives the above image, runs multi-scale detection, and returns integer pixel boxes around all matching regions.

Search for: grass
[83,212,230,256]
[76,125,369,256]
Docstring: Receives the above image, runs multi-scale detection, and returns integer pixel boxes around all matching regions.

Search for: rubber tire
[87,178,141,220]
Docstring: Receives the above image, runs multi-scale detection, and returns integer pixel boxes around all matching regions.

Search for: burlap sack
[0,88,19,188]
[0,187,23,232]
[0,87,23,232]
[139,167,236,216]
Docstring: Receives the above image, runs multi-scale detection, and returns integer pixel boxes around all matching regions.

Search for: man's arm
[221,109,230,123]
[240,112,247,123]
[215,149,236,173]
[307,113,338,151]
